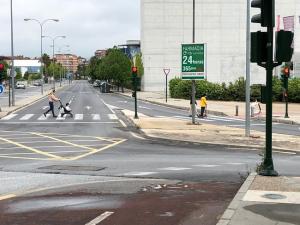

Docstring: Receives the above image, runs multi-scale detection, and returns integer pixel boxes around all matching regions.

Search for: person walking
[43,89,60,118]
[199,94,207,118]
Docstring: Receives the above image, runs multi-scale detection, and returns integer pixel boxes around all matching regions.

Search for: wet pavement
[0,181,241,225]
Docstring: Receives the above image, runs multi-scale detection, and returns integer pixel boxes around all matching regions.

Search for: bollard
[235,105,239,116]
[250,106,254,117]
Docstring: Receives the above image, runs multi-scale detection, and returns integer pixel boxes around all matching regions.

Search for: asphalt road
[0,80,299,225]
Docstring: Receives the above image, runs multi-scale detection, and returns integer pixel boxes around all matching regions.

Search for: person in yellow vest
[199,94,207,118]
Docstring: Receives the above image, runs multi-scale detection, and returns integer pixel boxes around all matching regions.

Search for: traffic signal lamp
[132,67,137,77]
[0,63,5,82]
[251,31,268,63]
[251,0,274,27]
[282,66,290,78]
[275,30,294,63]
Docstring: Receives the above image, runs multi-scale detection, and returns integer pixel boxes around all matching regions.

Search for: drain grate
[39,165,106,172]
[262,193,287,200]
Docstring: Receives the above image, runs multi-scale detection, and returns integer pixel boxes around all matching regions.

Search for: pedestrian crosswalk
[0,113,119,122]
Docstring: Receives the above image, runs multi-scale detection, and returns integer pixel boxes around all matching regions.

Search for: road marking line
[38,114,51,120]
[1,114,18,120]
[0,194,17,201]
[31,132,99,152]
[119,119,127,127]
[42,106,49,110]
[130,132,146,140]
[85,211,114,225]
[74,114,83,120]
[0,155,52,160]
[108,114,118,120]
[123,172,158,176]
[19,114,34,120]
[193,164,220,168]
[0,136,63,160]
[69,139,127,161]
[100,99,115,114]
[159,167,192,171]
[92,114,101,120]
[0,122,118,124]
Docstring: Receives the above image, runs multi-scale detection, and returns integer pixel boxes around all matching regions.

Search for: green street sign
[181,43,206,80]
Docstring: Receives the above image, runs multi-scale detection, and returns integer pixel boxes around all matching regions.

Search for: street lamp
[57,45,70,87]
[24,18,59,95]
[42,35,66,89]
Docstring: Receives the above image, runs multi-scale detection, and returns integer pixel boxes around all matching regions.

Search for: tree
[134,53,144,77]
[100,48,131,92]
[23,71,29,80]
[15,68,22,80]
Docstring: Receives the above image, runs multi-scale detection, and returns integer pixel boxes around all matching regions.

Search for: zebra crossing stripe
[108,114,118,120]
[92,114,101,120]
[56,115,66,121]
[38,114,51,120]
[74,114,83,120]
[19,114,34,121]
[1,114,18,120]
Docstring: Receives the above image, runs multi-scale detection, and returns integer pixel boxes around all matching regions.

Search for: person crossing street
[43,89,60,118]
[199,94,207,118]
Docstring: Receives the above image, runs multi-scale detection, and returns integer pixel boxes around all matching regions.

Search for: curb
[114,92,299,125]
[113,92,228,117]
[216,173,257,225]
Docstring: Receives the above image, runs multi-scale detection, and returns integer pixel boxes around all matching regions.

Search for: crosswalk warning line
[92,114,101,120]
[108,114,118,120]
[20,114,34,121]
[56,115,66,121]
[1,114,18,120]
[74,114,83,120]
[38,114,51,120]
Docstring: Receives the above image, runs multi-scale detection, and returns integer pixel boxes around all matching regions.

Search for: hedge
[169,77,300,103]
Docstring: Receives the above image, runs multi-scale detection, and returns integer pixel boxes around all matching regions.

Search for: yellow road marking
[68,139,127,161]
[0,194,17,201]
[0,137,63,160]
[32,132,99,152]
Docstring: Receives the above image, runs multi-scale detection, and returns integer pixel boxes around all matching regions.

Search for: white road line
[85,211,114,225]
[223,163,247,165]
[0,122,118,124]
[42,106,49,110]
[209,115,245,122]
[139,106,152,110]
[193,164,220,168]
[123,172,158,176]
[159,167,191,171]
[100,99,115,113]
[172,115,214,122]
[38,114,51,120]
[130,132,146,140]
[108,114,118,120]
[74,114,84,120]
[92,114,101,120]
[56,114,66,121]
[1,114,18,121]
[19,114,34,121]
[119,119,127,127]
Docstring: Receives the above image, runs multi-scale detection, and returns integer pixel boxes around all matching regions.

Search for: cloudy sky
[0,0,140,59]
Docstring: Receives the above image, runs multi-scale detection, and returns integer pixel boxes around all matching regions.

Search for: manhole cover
[262,193,287,200]
[39,165,106,172]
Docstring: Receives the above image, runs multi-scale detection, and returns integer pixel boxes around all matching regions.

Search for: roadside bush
[169,76,300,103]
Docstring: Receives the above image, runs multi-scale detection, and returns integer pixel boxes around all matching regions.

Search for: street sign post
[0,84,5,95]
[163,68,170,103]
[181,43,206,80]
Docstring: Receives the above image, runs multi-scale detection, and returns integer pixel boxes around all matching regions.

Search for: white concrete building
[13,60,41,76]
[141,0,300,91]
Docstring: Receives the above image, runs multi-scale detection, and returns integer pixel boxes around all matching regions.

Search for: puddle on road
[6,196,123,213]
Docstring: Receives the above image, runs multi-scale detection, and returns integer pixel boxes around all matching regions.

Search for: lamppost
[24,18,59,95]
[10,0,15,107]
[57,45,70,87]
[42,35,66,89]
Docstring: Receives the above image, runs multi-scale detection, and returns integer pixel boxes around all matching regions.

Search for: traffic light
[282,66,290,78]
[275,30,294,63]
[251,0,274,27]
[251,31,268,63]
[132,67,137,77]
[0,63,5,83]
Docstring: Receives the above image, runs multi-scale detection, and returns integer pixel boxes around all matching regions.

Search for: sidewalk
[120,91,300,125]
[217,174,300,225]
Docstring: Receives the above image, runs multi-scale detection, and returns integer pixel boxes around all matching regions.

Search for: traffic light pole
[284,78,289,118]
[259,25,278,176]
[134,76,138,119]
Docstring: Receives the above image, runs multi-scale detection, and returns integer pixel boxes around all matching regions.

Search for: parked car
[16,82,26,89]
[33,81,42,86]
[92,80,101,87]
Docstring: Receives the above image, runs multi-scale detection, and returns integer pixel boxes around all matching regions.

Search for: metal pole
[165,75,168,103]
[134,76,138,119]
[284,79,289,118]
[40,24,44,95]
[259,24,278,176]
[52,39,55,89]
[191,0,196,124]
[10,0,15,106]
[245,0,251,137]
